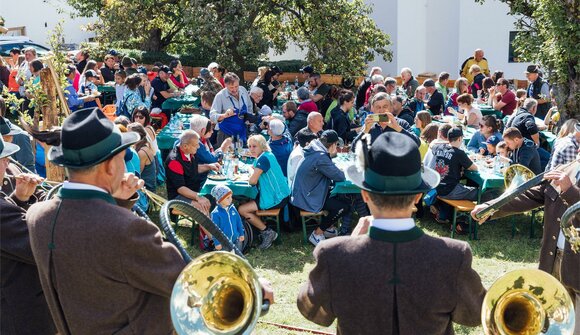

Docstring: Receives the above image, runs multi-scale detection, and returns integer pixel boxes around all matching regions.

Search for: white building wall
[366,0,398,77]
[1,0,95,46]
[424,0,460,77]
[394,0,428,78]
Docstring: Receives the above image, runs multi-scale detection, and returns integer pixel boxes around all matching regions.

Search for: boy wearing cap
[79,69,101,109]
[297,132,485,334]
[210,185,245,251]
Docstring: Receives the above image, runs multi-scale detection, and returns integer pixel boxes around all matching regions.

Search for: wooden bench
[256,208,282,243]
[437,197,477,239]
[300,211,327,244]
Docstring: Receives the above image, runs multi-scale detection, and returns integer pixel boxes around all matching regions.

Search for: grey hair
[523,98,538,111]
[307,112,323,124]
[247,134,271,152]
[384,77,397,87]
[223,72,240,84]
[297,87,310,100]
[370,92,392,107]
[369,66,382,77]
[371,74,384,84]
[179,129,200,145]
[250,86,264,95]
[189,115,210,134]
[401,67,412,76]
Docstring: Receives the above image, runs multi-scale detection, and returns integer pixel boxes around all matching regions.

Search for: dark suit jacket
[26,188,186,335]
[492,181,580,292]
[1,191,56,335]
[297,227,486,334]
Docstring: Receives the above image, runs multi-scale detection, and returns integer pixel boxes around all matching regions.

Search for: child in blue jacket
[210,185,245,251]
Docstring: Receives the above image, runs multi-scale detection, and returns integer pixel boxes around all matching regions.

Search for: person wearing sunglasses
[131,106,159,154]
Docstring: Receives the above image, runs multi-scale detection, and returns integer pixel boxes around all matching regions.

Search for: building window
[508,31,523,63]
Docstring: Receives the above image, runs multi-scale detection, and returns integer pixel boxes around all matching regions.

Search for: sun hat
[345,132,440,195]
[48,107,139,168]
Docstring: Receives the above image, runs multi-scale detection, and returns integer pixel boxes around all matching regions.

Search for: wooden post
[39,66,65,182]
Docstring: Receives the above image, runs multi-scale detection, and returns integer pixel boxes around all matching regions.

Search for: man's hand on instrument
[544,170,572,193]
[471,204,491,224]
[114,173,144,200]
[352,215,373,236]
[258,277,275,305]
[14,173,44,202]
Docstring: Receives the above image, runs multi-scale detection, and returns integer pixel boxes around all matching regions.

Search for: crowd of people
[1,46,579,334]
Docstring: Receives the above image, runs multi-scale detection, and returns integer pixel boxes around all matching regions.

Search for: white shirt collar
[61,181,109,194]
[370,218,416,232]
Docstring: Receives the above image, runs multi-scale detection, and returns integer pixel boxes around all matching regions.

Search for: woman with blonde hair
[238,134,290,249]
[446,77,469,112]
[251,66,269,88]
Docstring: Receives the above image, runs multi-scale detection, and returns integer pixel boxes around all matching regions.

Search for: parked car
[0,37,51,57]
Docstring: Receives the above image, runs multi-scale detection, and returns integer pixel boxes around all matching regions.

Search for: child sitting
[496,141,509,159]
[210,185,245,251]
[485,135,501,156]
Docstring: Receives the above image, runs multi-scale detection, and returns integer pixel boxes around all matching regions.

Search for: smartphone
[371,114,388,122]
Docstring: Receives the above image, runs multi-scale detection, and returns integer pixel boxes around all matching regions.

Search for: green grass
[163,208,543,335]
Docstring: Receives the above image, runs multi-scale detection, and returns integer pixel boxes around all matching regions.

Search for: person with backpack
[117,74,151,119]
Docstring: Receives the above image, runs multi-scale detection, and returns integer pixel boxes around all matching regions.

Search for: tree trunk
[141,28,163,52]
[39,68,65,182]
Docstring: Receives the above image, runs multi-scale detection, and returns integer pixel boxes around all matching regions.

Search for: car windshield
[0,42,51,57]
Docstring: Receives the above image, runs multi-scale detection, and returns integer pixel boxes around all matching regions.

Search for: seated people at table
[297,132,485,334]
[445,77,469,112]
[449,93,482,129]
[257,69,277,109]
[356,93,419,146]
[100,54,117,83]
[329,89,357,143]
[356,67,382,109]
[190,114,231,164]
[296,87,318,114]
[469,65,485,99]
[506,98,540,145]
[467,115,503,154]
[364,74,384,106]
[64,65,96,112]
[210,185,245,251]
[490,78,517,117]
[423,79,444,115]
[383,77,397,96]
[496,141,509,159]
[401,67,419,97]
[403,85,426,115]
[291,130,350,246]
[132,107,158,150]
[431,127,478,225]
[502,127,542,174]
[525,64,551,120]
[283,101,307,138]
[197,68,223,98]
[392,95,414,127]
[118,74,152,118]
[476,77,495,106]
[436,72,450,99]
[168,59,189,89]
[267,119,293,177]
[545,120,579,171]
[411,110,432,137]
[419,123,440,160]
[78,69,101,109]
[249,86,264,115]
[288,130,319,188]
[127,123,157,191]
[200,90,215,119]
[238,135,289,249]
[165,130,220,215]
[485,135,501,156]
[295,112,324,143]
[210,72,252,146]
[151,65,177,118]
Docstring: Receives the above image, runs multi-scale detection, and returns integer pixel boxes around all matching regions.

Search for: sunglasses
[134,115,145,119]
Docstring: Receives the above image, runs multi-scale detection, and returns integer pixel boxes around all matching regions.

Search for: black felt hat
[0,136,19,159]
[300,65,314,74]
[48,108,139,168]
[525,65,540,74]
[346,132,440,195]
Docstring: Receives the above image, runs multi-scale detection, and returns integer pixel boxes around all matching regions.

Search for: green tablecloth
[478,106,503,119]
[162,95,200,111]
[200,178,258,199]
[97,85,116,93]
[157,113,196,150]
[540,131,557,150]
[465,169,505,194]
[332,153,361,195]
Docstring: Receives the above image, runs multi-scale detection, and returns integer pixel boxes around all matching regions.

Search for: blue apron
[219,95,248,140]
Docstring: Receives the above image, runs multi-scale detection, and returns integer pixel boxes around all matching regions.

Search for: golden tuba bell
[503,164,536,189]
[482,269,575,335]
[560,201,580,253]
[170,251,266,335]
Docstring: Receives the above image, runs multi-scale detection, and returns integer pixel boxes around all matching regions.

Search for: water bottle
[493,155,501,174]
[294,76,299,89]
[226,155,235,179]
[284,80,290,92]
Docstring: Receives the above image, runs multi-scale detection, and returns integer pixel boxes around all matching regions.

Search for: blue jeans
[336,194,370,234]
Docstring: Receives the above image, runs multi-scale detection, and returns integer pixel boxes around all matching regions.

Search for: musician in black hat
[298,132,486,334]
[0,136,56,335]
[26,107,187,334]
[524,64,551,120]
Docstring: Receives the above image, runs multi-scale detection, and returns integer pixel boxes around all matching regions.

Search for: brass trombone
[482,269,575,335]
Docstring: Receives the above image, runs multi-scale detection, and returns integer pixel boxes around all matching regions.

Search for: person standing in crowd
[26,108,187,334]
[502,127,542,174]
[329,89,357,142]
[300,65,314,88]
[100,54,117,83]
[400,67,419,97]
[423,79,444,115]
[0,136,57,335]
[298,132,485,333]
[210,72,252,146]
[490,78,517,117]
[291,130,351,246]
[460,49,490,84]
[74,49,90,74]
[356,67,382,109]
[525,64,552,120]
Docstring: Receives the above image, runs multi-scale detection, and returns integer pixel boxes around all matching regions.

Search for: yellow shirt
[460,58,490,83]
[419,139,429,160]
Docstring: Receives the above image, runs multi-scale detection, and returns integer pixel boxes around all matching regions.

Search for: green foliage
[477,0,579,119]
[66,0,391,76]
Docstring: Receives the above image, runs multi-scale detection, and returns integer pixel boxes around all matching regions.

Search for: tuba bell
[503,164,536,189]
[560,201,580,253]
[482,269,575,335]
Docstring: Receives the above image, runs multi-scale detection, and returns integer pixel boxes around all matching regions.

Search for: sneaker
[309,231,326,246]
[258,228,278,250]
[323,227,338,238]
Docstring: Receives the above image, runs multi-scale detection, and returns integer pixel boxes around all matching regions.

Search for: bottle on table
[294,76,299,89]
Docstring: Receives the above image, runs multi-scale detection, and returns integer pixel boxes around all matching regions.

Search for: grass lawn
[164,207,543,335]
